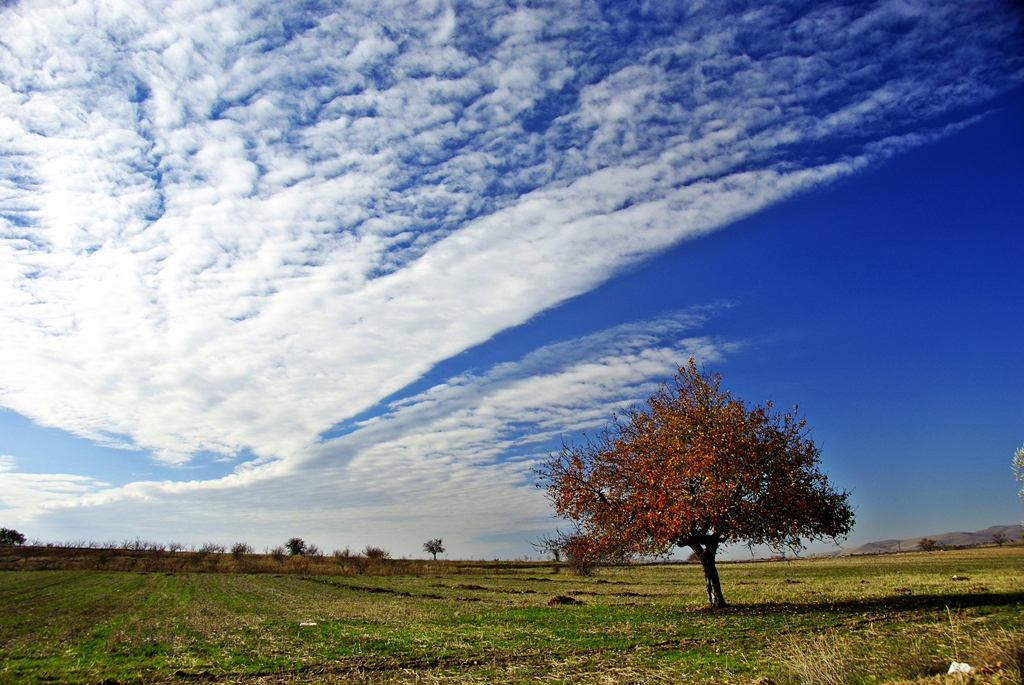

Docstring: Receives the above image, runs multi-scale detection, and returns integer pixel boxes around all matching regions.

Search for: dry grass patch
[776,631,859,685]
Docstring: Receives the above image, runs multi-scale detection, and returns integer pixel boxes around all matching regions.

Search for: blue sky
[0,0,1022,557]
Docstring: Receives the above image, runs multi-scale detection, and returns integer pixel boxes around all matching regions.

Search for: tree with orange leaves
[537,359,854,608]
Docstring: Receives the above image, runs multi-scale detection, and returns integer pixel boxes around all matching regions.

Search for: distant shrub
[285,538,307,556]
[333,547,352,559]
[306,544,323,558]
[918,538,937,552]
[363,545,391,560]
[267,545,286,562]
[167,541,184,553]
[0,528,27,546]
[231,542,254,559]
[199,542,226,554]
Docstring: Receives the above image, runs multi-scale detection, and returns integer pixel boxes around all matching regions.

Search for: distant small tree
[991,532,1007,548]
[423,538,445,560]
[0,528,26,546]
[530,534,562,562]
[918,538,937,552]
[363,545,390,560]
[285,537,307,556]
[231,542,254,559]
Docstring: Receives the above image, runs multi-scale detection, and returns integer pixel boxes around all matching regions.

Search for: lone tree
[285,537,307,556]
[0,528,26,546]
[537,360,854,609]
[423,538,445,560]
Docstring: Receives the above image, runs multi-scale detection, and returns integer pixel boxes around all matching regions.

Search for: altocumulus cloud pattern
[0,0,1021,541]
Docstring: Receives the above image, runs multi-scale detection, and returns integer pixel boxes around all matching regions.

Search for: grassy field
[0,546,1022,684]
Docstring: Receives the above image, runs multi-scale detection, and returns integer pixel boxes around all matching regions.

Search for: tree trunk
[690,539,727,608]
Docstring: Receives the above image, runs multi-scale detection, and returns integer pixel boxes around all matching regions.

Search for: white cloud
[0,0,1020,475]
[2,311,735,555]
[0,455,110,525]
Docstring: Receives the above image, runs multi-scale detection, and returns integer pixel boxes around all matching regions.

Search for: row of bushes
[0,546,410,574]
[0,529,395,561]
[0,544,546,576]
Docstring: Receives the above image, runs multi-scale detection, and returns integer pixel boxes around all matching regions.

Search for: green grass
[0,547,1022,683]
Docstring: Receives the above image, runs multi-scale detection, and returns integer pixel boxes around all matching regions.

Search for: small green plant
[890,636,947,680]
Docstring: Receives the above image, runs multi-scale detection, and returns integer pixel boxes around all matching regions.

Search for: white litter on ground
[948,662,974,674]
[299,622,317,627]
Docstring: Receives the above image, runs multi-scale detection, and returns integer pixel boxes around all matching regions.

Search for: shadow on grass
[718,590,1024,616]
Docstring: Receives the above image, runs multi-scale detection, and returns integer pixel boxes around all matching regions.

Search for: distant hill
[835,524,1022,556]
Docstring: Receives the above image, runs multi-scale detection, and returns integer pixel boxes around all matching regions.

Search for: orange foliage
[537,359,854,607]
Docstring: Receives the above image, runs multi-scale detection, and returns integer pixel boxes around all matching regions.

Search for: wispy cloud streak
[0,311,734,554]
